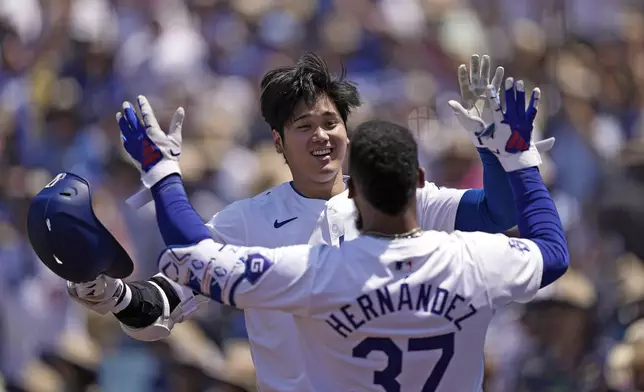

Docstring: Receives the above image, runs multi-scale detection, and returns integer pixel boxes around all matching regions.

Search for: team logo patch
[244,253,273,285]
[274,217,298,228]
[395,260,413,271]
[508,238,530,253]
[44,173,67,188]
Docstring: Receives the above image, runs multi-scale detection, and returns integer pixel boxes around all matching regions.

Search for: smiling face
[273,93,349,187]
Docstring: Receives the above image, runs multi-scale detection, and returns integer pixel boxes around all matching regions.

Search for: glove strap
[141,160,181,188]
[497,143,543,172]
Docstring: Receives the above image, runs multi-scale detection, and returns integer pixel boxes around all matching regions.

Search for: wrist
[141,160,181,188]
[150,173,183,194]
[112,283,132,313]
[497,144,542,172]
[67,277,127,315]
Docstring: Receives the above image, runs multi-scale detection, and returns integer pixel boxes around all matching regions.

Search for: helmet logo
[44,173,67,189]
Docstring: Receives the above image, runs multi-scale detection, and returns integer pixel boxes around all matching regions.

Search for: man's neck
[361,208,420,237]
[290,173,346,200]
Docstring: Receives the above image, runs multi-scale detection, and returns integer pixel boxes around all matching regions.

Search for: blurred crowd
[2,0,644,391]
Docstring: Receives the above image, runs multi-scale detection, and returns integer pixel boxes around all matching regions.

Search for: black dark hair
[260,52,361,137]
[349,120,419,215]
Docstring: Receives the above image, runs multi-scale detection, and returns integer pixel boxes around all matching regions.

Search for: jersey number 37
[352,333,454,392]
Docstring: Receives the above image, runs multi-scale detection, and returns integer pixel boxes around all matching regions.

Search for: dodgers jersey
[203,180,466,392]
[171,229,543,391]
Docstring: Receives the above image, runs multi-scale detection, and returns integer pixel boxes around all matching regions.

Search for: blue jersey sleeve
[507,167,569,288]
[150,174,212,246]
[454,149,517,233]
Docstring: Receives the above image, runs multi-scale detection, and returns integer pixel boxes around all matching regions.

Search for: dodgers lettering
[325,283,478,338]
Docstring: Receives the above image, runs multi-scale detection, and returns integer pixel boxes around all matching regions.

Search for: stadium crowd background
[2,0,644,391]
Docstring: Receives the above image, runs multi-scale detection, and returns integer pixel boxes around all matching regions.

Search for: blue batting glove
[116,95,185,188]
[495,78,538,153]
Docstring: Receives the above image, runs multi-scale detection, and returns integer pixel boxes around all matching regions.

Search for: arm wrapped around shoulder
[115,274,207,341]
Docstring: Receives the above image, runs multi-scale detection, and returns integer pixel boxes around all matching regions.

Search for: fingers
[525,87,541,123]
[448,100,486,130]
[515,80,526,121]
[491,66,504,93]
[485,85,505,125]
[469,54,481,89]
[504,77,517,124]
[116,112,132,142]
[481,55,491,86]
[448,100,470,118]
[136,95,161,133]
[458,64,472,108]
[122,101,141,134]
[169,107,185,140]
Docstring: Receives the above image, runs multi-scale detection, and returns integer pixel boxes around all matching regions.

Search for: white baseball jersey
[176,229,543,392]
[203,180,466,392]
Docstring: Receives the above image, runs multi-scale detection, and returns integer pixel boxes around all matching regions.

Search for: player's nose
[311,127,330,142]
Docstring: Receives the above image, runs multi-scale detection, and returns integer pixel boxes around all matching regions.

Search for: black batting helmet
[27,172,134,283]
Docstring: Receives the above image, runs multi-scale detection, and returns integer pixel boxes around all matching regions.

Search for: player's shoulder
[415,181,467,229]
[436,229,528,263]
[206,182,292,238]
[214,182,291,218]
[417,229,487,257]
[410,230,488,279]
[248,181,294,207]
[415,181,455,198]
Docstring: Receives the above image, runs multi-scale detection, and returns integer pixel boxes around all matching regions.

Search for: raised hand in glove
[450,78,543,172]
[117,96,185,188]
[458,54,504,120]
[456,54,554,154]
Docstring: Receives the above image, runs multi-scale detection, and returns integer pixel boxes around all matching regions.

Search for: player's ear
[347,177,355,199]
[417,167,425,188]
[272,130,284,154]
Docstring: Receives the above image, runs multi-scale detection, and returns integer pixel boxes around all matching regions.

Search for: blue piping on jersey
[289,181,315,199]
[508,167,569,288]
[455,149,517,233]
[150,174,212,246]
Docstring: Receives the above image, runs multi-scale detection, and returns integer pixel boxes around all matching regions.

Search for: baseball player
[67,54,555,391]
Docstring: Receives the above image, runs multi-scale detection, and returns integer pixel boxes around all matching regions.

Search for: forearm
[114,175,221,336]
[110,274,203,341]
[151,174,212,246]
[114,276,181,328]
[157,239,315,314]
[454,149,516,232]
[507,167,569,287]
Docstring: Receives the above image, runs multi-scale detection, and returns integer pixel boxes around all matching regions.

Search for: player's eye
[297,124,311,130]
[325,121,338,128]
